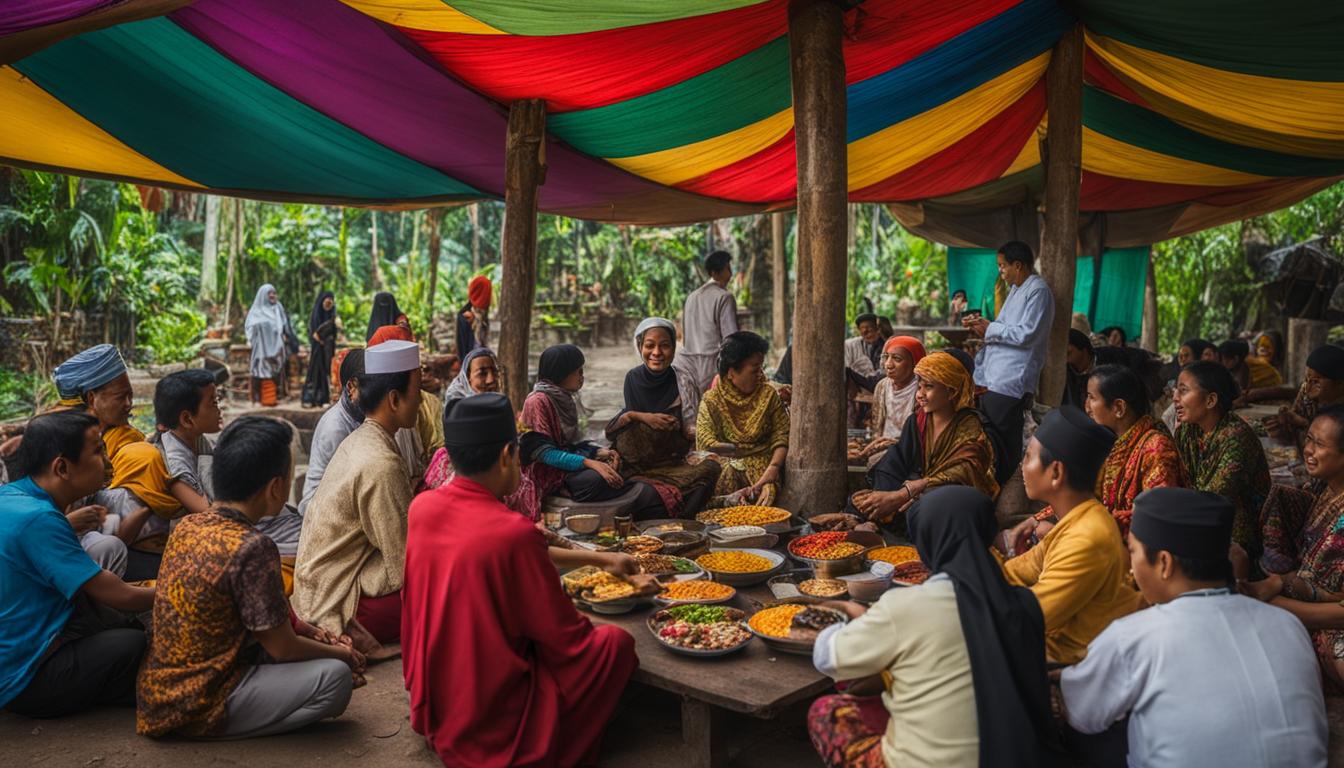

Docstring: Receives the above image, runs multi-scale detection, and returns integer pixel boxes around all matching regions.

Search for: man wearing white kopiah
[293,339,421,661]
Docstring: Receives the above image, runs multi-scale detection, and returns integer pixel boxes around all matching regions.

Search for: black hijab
[623,365,679,415]
[908,486,1060,768]
[537,344,585,384]
[309,290,336,335]
[366,292,402,341]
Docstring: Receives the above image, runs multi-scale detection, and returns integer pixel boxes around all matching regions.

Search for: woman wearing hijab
[809,486,1058,768]
[423,347,501,490]
[365,291,403,342]
[853,336,925,466]
[604,318,722,518]
[850,352,999,524]
[510,344,664,521]
[455,275,492,357]
[301,290,338,407]
[245,284,296,407]
[695,331,790,505]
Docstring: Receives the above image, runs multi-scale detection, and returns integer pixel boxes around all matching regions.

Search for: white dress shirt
[973,273,1054,399]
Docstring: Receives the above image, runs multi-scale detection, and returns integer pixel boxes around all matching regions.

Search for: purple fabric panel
[170,0,734,216]
[0,0,113,36]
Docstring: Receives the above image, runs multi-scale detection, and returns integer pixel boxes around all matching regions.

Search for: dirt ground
[7,344,1344,766]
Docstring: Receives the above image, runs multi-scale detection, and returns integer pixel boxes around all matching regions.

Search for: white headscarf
[444,347,497,404]
[245,283,290,378]
[633,316,677,354]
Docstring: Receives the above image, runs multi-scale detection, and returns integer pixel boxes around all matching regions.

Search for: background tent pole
[498,98,547,408]
[1037,24,1084,407]
[783,0,848,515]
[771,212,788,355]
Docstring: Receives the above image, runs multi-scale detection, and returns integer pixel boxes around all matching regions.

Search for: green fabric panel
[948,246,1146,338]
[1084,88,1344,177]
[1078,0,1344,82]
[546,35,790,158]
[13,18,477,200]
[447,0,767,36]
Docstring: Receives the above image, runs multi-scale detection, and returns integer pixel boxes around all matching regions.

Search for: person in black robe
[301,290,337,407]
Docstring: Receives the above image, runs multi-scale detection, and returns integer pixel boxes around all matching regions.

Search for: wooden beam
[771,212,788,355]
[497,98,547,409]
[783,0,848,515]
[1035,24,1084,407]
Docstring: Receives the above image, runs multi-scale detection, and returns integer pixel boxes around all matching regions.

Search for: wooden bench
[590,585,832,768]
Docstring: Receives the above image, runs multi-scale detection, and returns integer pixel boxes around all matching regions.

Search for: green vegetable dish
[664,605,732,624]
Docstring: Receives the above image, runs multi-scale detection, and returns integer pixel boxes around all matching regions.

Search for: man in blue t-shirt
[1,410,155,717]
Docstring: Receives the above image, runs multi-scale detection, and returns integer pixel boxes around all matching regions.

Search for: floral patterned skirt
[808,694,888,768]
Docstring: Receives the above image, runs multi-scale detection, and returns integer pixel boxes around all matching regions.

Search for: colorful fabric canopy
[1,0,1341,241]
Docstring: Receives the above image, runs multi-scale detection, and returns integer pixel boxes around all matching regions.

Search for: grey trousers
[205,658,353,739]
[80,531,127,578]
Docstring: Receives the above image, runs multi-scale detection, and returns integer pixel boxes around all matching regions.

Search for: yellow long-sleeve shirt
[1002,498,1141,664]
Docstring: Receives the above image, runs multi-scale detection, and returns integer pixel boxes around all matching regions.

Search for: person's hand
[66,505,107,535]
[1228,542,1251,582]
[962,316,990,338]
[605,449,622,471]
[820,600,867,620]
[640,412,680,431]
[601,552,640,577]
[626,573,661,596]
[777,385,792,405]
[1241,573,1283,602]
[585,458,624,487]
[1003,518,1037,558]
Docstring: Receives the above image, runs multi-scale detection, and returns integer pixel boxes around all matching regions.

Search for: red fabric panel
[851,80,1047,202]
[674,129,798,203]
[842,0,1024,85]
[1083,49,1152,108]
[399,1,786,112]
[1080,172,1336,212]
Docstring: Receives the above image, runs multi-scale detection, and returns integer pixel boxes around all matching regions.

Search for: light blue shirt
[973,273,1054,399]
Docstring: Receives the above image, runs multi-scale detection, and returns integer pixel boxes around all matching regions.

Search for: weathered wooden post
[771,212,788,355]
[783,0,848,515]
[497,98,547,409]
[1141,249,1159,352]
[1036,25,1084,406]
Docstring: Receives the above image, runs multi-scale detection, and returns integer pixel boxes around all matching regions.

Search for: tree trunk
[469,203,481,271]
[427,210,442,331]
[771,212,788,356]
[497,99,548,409]
[199,195,220,305]
[407,209,420,288]
[1141,249,1159,352]
[1035,24,1084,407]
[782,0,848,516]
[223,198,240,331]
[370,210,381,290]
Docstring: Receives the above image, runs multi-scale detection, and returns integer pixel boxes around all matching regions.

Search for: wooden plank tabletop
[588,586,832,718]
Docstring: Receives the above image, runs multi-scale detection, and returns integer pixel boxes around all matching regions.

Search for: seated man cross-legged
[0,411,155,718]
[137,417,362,739]
[403,393,637,766]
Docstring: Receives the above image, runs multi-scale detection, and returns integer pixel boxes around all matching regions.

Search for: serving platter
[695,547,786,586]
[646,606,753,657]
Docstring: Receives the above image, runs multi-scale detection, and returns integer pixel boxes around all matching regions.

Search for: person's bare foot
[344,619,401,663]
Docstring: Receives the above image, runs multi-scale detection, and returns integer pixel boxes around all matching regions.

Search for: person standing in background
[301,290,338,408]
[456,276,492,357]
[245,284,296,407]
[677,250,738,393]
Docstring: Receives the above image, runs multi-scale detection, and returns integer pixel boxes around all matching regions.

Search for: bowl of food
[799,578,849,599]
[568,570,654,614]
[634,553,704,580]
[651,529,710,558]
[707,525,778,550]
[655,579,737,606]
[560,565,604,597]
[698,505,794,530]
[637,518,707,535]
[787,531,884,577]
[695,548,786,586]
[647,606,752,657]
[746,602,847,654]
[840,562,895,602]
[766,571,847,600]
[619,535,665,555]
[564,514,602,535]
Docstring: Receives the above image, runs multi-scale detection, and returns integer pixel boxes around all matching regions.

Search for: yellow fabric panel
[338,0,505,34]
[1000,125,1042,177]
[0,67,199,187]
[608,107,792,185]
[1087,32,1344,156]
[1082,127,1268,186]
[847,53,1049,190]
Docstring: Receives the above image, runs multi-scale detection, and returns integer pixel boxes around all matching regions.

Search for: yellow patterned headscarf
[914,352,975,411]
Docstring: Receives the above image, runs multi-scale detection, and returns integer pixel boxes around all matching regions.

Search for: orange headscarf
[109,441,179,516]
[369,324,415,346]
[883,335,926,365]
[469,275,492,309]
[914,351,975,411]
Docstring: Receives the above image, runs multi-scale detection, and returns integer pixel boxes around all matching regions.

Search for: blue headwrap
[53,344,127,403]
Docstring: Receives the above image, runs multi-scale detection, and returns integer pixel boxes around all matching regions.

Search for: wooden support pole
[1035,24,1084,407]
[1141,249,1159,352]
[783,0,848,515]
[771,212,788,355]
[498,98,547,409]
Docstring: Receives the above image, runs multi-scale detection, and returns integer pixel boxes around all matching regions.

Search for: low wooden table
[589,585,832,768]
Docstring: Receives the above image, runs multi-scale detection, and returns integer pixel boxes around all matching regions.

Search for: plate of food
[746,602,847,654]
[787,530,883,577]
[567,570,656,614]
[698,505,794,528]
[766,571,847,600]
[647,605,753,657]
[706,524,778,550]
[650,529,711,558]
[636,518,707,535]
[695,548,786,586]
[655,579,737,606]
[866,545,920,567]
[619,535,666,555]
[888,560,931,586]
[634,553,704,581]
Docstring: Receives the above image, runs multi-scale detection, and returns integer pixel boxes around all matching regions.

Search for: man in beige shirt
[294,340,421,659]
